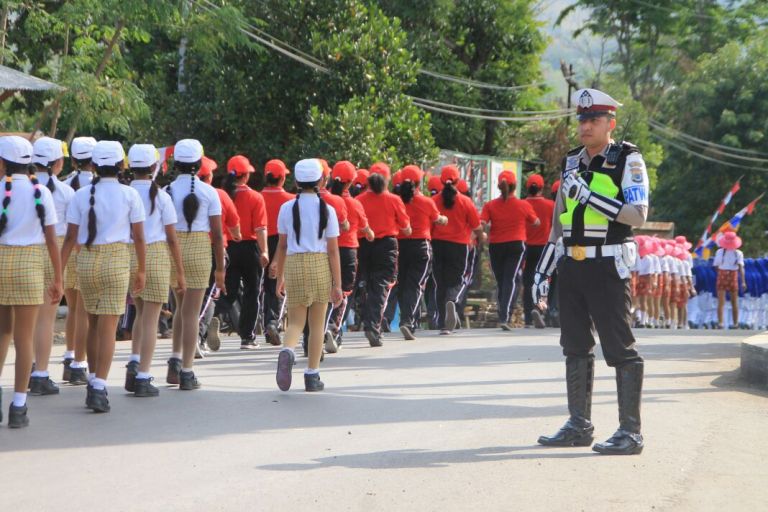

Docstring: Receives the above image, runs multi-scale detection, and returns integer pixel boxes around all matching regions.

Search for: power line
[411,100,572,122]
[417,68,551,91]
[407,95,572,115]
[650,132,768,172]
[649,119,768,159]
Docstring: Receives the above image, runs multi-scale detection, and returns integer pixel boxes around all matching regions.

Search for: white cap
[572,88,622,119]
[71,136,98,159]
[32,136,65,165]
[294,158,323,182]
[128,144,158,168]
[92,140,125,167]
[174,139,204,163]
[0,136,34,165]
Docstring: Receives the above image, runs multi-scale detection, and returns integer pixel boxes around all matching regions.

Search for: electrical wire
[417,68,551,91]
[650,132,768,172]
[411,100,572,122]
[407,95,572,115]
[650,119,768,159]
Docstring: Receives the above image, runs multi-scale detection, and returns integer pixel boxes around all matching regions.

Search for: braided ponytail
[330,177,345,196]
[85,176,101,248]
[29,171,46,230]
[0,174,12,236]
[42,164,57,193]
[182,175,200,231]
[292,189,302,240]
[71,169,83,190]
[399,181,415,204]
[316,186,328,239]
[443,182,457,209]
[132,167,158,215]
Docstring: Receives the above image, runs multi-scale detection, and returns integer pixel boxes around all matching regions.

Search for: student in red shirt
[480,170,540,330]
[396,165,447,340]
[261,159,294,345]
[356,162,411,346]
[427,175,443,197]
[221,155,269,349]
[325,161,375,351]
[351,169,369,197]
[523,173,555,328]
[431,165,483,334]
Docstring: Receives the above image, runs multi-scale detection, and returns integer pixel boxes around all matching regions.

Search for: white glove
[532,272,549,306]
[563,173,591,205]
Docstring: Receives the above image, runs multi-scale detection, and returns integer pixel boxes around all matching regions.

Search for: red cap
[353,169,369,188]
[441,164,460,184]
[197,156,218,178]
[264,159,289,178]
[457,179,469,194]
[332,160,357,183]
[551,179,560,194]
[370,162,391,180]
[319,158,331,177]
[400,165,424,183]
[526,173,544,188]
[392,171,404,187]
[498,170,517,186]
[427,175,444,194]
[227,155,255,176]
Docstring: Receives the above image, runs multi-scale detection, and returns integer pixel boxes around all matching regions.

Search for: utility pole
[560,60,579,126]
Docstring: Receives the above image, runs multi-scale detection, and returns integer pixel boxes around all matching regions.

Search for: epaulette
[606,141,639,165]
[566,145,585,156]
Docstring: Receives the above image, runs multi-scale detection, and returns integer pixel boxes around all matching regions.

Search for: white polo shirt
[277,193,340,255]
[131,180,177,244]
[37,173,75,237]
[0,175,57,246]
[637,255,653,276]
[713,248,744,271]
[166,175,222,232]
[62,170,95,189]
[66,178,145,245]
[648,254,661,274]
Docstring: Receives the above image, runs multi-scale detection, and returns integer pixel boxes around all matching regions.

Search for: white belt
[566,243,623,260]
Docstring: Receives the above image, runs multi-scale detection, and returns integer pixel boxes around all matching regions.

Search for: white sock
[181,367,193,373]
[129,354,140,363]
[63,350,75,360]
[91,378,107,390]
[30,370,49,378]
[70,360,87,369]
[304,368,319,375]
[88,372,96,383]
[172,352,182,360]
[281,347,295,355]
[13,392,27,407]
[136,371,151,380]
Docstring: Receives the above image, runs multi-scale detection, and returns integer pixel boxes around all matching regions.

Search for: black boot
[593,361,644,455]
[304,372,325,392]
[538,355,595,447]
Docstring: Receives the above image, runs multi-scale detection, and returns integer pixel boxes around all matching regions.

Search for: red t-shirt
[319,190,349,227]
[357,190,410,238]
[216,188,240,248]
[339,192,369,248]
[232,185,267,241]
[525,195,555,246]
[400,192,440,240]
[480,196,538,244]
[431,193,480,245]
[261,186,294,237]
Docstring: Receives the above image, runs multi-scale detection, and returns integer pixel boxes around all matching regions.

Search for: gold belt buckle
[571,245,586,261]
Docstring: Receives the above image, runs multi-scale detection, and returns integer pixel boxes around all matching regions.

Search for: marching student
[164,140,225,388]
[481,170,539,331]
[713,231,746,329]
[356,162,411,346]
[221,155,268,350]
[124,144,185,397]
[523,174,554,328]
[30,137,73,396]
[61,140,146,413]
[427,174,443,197]
[0,135,61,427]
[431,165,482,335]
[262,159,294,346]
[61,136,97,385]
[325,160,374,352]
[396,165,446,340]
[273,158,343,392]
[350,168,369,197]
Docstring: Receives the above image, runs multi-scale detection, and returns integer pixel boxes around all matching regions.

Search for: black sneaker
[265,322,281,346]
[68,367,89,386]
[304,372,325,392]
[88,388,110,413]
[29,376,60,396]
[62,358,74,382]
[134,377,159,397]
[445,301,458,331]
[324,331,338,354]
[400,325,416,340]
[381,322,391,333]
[207,317,222,352]
[531,309,546,329]
[8,403,29,428]
[276,349,296,391]
[124,360,139,392]
[240,339,259,350]
[179,371,201,390]
[166,357,182,385]
[85,384,93,407]
[365,330,383,347]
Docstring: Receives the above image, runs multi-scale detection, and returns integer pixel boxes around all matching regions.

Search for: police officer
[533,88,649,455]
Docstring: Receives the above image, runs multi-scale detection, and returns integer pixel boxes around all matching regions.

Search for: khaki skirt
[284,252,332,308]
[0,244,46,306]
[44,236,76,289]
[64,244,80,290]
[130,241,172,303]
[77,243,130,315]
[172,231,211,289]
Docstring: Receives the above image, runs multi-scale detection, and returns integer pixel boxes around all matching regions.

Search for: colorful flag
[694,177,742,252]
[697,193,763,258]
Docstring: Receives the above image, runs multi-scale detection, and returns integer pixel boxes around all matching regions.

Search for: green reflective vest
[560,172,620,239]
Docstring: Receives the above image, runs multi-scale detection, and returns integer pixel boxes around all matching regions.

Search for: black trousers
[397,239,432,331]
[327,247,358,334]
[358,237,398,335]
[262,235,282,329]
[522,244,544,325]
[558,257,642,367]
[489,241,526,324]
[431,239,470,329]
[425,272,438,329]
[221,240,264,341]
[458,245,480,324]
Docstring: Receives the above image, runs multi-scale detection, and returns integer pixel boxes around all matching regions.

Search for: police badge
[578,90,594,109]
